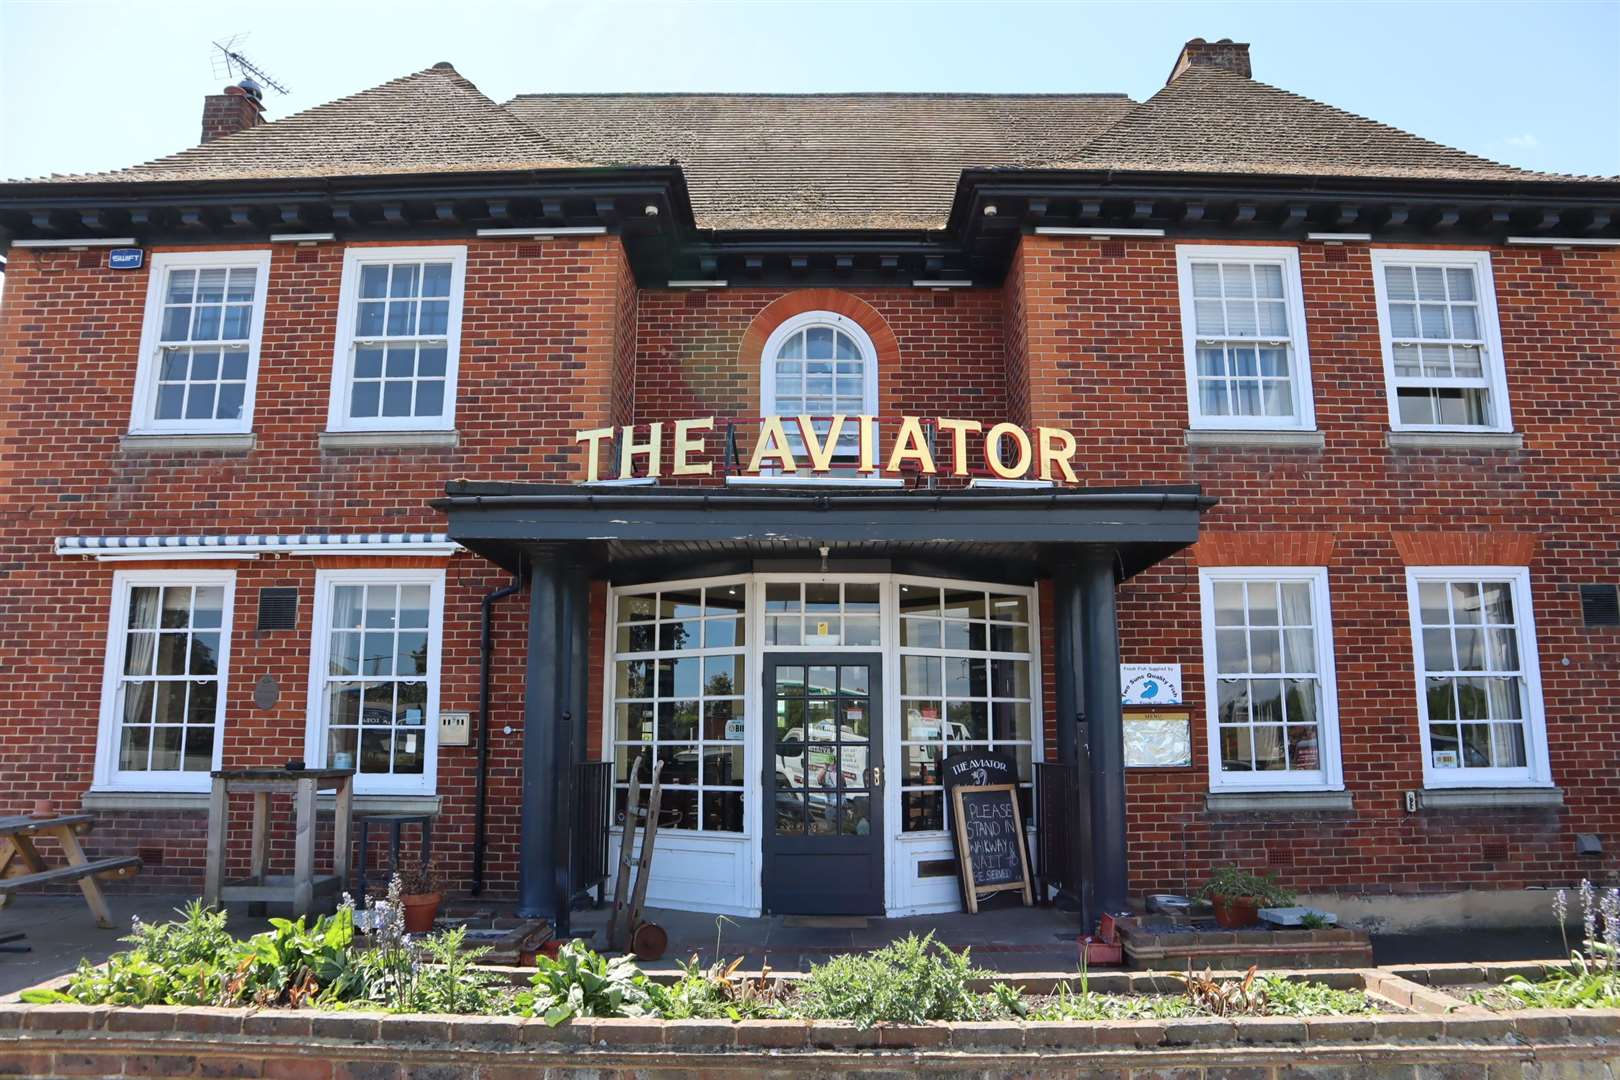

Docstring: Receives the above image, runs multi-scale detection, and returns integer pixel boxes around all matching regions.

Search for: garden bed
[7,897,1620,1078]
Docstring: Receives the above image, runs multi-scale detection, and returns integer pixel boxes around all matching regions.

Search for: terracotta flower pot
[1211,895,1261,929]
[400,891,442,934]
[30,799,57,819]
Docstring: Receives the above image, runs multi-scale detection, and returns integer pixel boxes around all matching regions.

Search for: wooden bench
[0,855,143,893]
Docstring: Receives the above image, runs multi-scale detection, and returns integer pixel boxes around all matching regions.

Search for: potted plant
[1200,866,1294,929]
[396,858,444,934]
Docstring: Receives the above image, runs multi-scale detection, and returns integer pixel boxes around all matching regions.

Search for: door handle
[865,767,883,788]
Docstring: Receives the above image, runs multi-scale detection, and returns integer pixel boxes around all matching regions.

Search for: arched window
[760,311,878,420]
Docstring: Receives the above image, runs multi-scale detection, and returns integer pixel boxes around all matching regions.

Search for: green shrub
[791,932,1017,1026]
[516,939,662,1025]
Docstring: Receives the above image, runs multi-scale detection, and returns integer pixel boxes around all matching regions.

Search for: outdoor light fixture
[475,226,609,239]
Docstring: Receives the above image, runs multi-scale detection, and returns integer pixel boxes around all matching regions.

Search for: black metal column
[1079,545,1128,918]
[518,548,575,921]
[1051,568,1089,913]
[552,555,590,933]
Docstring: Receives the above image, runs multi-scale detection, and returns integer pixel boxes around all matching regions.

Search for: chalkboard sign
[949,784,1033,913]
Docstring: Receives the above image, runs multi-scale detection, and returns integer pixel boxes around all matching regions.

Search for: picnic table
[0,814,142,929]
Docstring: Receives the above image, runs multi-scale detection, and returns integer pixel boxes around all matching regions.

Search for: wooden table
[0,814,142,929]
[203,769,355,918]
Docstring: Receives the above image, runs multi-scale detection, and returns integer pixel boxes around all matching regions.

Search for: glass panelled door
[762,653,884,914]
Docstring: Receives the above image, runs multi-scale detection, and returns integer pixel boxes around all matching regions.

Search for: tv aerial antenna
[211,35,290,96]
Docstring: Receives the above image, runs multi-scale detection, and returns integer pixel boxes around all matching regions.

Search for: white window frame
[1404,566,1551,789]
[759,310,880,419]
[1175,245,1317,431]
[327,245,467,433]
[1198,566,1343,792]
[1369,248,1512,433]
[303,567,445,796]
[93,569,237,793]
[130,250,272,435]
[606,575,751,837]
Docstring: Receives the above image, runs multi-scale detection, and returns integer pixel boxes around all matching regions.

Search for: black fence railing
[568,761,614,906]
[1035,762,1078,900]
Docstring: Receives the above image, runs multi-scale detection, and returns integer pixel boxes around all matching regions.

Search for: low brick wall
[4,995,1620,1079]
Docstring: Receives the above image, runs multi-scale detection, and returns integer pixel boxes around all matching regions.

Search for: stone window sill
[1386,431,1524,452]
[120,433,256,453]
[319,430,459,451]
[82,791,441,815]
[1206,790,1354,813]
[1416,787,1563,810]
[1185,429,1325,450]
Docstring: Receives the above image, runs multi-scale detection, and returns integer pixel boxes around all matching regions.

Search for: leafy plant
[1479,881,1620,1010]
[1032,984,1193,1020]
[22,901,361,1009]
[1254,975,1373,1017]
[1174,964,1267,1017]
[402,926,513,1015]
[661,955,787,1020]
[1199,867,1295,907]
[221,906,360,1007]
[1298,912,1331,930]
[515,939,662,1026]
[791,932,1015,1027]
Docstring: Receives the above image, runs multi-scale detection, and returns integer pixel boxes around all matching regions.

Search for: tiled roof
[1043,66,1581,182]
[15,60,1605,231]
[503,93,1138,230]
[29,64,588,184]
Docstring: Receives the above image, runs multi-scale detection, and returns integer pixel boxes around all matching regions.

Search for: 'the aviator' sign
[575,416,1084,484]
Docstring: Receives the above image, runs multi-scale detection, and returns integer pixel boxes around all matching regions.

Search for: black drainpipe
[472,558,525,896]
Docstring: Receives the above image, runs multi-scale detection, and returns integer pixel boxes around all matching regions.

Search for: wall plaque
[1121,663,1182,705]
[252,674,279,710]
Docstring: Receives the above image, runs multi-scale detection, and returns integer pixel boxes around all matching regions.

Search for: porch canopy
[435,481,1215,926]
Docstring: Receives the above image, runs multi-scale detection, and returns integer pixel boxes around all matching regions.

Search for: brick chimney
[201,80,266,143]
[1168,37,1252,83]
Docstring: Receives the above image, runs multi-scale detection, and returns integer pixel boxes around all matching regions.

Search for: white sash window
[329,246,466,432]
[1371,250,1512,432]
[95,571,235,792]
[1176,246,1316,431]
[1199,567,1342,792]
[130,251,270,435]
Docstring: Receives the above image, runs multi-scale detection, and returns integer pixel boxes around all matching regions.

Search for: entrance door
[762,653,884,914]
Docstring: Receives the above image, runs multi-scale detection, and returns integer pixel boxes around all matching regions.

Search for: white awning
[55,533,461,562]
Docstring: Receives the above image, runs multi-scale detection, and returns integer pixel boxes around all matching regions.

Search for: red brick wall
[0,236,628,896]
[2,227,1615,907]
[633,285,1009,434]
[1012,233,1620,897]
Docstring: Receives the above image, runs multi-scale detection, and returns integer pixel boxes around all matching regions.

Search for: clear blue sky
[2,0,1617,181]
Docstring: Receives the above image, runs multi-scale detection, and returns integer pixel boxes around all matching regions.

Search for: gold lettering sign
[574,416,1081,485]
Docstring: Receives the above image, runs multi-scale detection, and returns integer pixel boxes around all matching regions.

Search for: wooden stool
[203,769,354,918]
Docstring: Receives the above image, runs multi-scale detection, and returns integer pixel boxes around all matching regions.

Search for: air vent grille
[1579,584,1619,628]
[257,587,299,631]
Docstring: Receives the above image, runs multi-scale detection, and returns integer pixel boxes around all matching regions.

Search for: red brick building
[2,39,1616,929]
